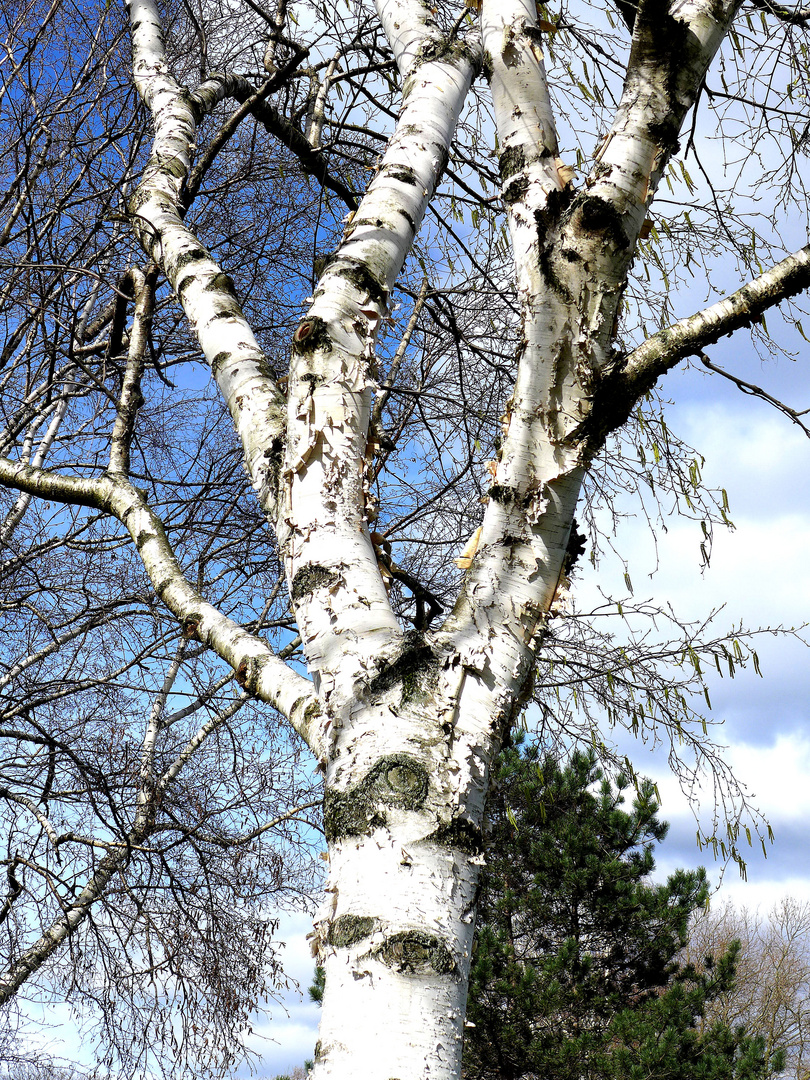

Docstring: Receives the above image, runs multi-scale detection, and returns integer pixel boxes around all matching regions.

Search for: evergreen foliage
[463,743,784,1080]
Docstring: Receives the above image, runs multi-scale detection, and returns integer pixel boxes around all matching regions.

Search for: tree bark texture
[2,0,809,1074]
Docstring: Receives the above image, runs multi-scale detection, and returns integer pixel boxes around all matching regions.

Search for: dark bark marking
[205,272,238,296]
[575,195,630,250]
[502,175,529,206]
[210,351,231,375]
[263,434,286,491]
[366,632,438,704]
[488,484,535,511]
[384,164,420,187]
[209,306,243,322]
[324,753,429,843]
[374,930,456,976]
[631,0,696,151]
[292,316,332,356]
[396,206,416,232]
[498,144,526,182]
[414,35,479,70]
[330,262,388,306]
[290,564,340,601]
[427,817,483,855]
[328,914,377,948]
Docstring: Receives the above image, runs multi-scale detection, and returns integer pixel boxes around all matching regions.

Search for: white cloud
[707,876,810,912]
[239,910,321,1078]
[624,731,810,909]
[570,393,810,912]
[644,731,810,826]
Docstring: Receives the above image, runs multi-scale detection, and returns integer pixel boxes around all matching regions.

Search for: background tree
[464,743,783,1080]
[688,898,810,1080]
[0,0,808,1076]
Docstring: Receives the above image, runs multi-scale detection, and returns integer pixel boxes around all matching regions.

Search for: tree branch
[622,244,810,391]
[188,799,323,848]
[108,267,156,476]
[0,457,320,746]
[126,0,289,520]
[565,245,810,458]
[184,51,362,212]
[583,0,741,269]
[277,0,480,692]
[748,0,810,24]
[699,354,810,437]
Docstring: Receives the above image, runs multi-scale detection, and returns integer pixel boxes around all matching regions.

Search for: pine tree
[463,743,783,1080]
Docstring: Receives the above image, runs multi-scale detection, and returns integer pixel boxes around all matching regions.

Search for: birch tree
[1,0,809,1076]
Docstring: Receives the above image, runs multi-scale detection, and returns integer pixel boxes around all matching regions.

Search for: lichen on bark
[328,914,378,948]
[290,564,341,602]
[323,753,430,842]
[374,930,456,976]
[366,633,438,704]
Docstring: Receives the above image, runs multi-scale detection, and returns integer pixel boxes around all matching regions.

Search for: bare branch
[748,0,810,24]
[699,353,810,436]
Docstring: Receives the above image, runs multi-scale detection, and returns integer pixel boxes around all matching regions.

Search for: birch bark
[122,0,755,1075]
[3,0,807,1073]
[279,0,479,706]
[126,0,296,519]
[301,3,751,1075]
[288,6,488,1076]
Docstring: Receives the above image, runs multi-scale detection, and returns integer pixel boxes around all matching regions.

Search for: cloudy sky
[588,344,810,915]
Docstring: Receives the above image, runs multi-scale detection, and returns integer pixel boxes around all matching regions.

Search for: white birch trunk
[297,6,490,1077]
[279,0,479,704]
[126,0,289,519]
[308,3,747,1077]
